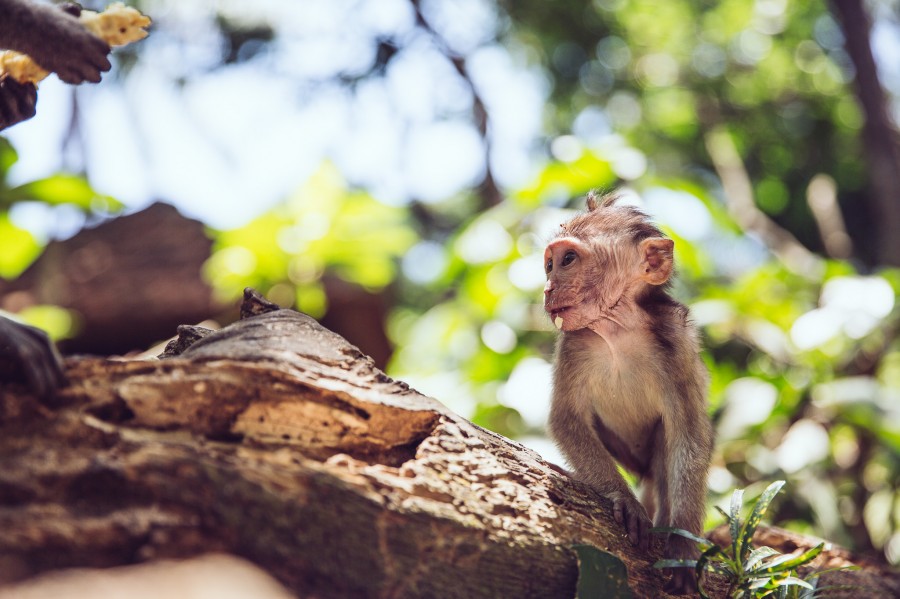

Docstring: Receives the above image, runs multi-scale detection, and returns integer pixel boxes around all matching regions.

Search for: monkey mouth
[548,306,572,319]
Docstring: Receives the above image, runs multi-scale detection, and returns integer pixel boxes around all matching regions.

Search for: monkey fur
[0,75,36,128]
[544,192,713,594]
[0,1,110,395]
[0,0,111,130]
[0,315,65,402]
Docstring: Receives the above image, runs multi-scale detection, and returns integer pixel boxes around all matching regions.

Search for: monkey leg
[548,399,652,550]
[659,423,710,595]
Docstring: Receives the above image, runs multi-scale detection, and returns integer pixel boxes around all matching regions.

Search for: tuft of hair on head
[586,190,620,212]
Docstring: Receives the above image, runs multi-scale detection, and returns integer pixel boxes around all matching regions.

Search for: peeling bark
[0,291,895,598]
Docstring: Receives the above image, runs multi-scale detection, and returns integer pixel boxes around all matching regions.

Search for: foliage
[655,480,855,598]
[205,163,417,317]
[0,138,121,278]
[502,0,868,258]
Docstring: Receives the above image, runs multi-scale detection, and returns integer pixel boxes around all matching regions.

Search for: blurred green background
[2,0,899,565]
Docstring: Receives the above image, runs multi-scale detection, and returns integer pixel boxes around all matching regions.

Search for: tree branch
[0,291,669,596]
[410,0,503,209]
[704,127,823,276]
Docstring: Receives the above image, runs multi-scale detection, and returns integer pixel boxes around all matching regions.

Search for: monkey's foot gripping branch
[0,2,151,84]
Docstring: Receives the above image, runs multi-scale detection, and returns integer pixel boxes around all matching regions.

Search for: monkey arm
[0,315,66,402]
[0,0,110,85]
[0,74,36,130]
[549,394,652,550]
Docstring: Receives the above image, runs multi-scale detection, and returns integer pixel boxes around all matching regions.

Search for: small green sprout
[653,480,857,598]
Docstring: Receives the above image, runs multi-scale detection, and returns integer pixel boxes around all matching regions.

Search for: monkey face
[543,227,674,333]
[543,236,610,332]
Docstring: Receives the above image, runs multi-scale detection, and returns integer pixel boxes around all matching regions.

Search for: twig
[704,126,823,277]
[410,0,503,209]
[806,173,853,259]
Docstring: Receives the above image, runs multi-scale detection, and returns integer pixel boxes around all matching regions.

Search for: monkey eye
[546,257,553,273]
[561,250,577,267]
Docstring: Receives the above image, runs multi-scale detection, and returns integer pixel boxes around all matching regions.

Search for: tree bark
[0,202,217,355]
[0,290,895,598]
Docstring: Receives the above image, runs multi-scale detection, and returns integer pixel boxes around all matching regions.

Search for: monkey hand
[0,317,66,403]
[608,490,651,551]
[21,2,112,85]
[0,75,36,130]
[0,3,150,86]
[663,533,700,595]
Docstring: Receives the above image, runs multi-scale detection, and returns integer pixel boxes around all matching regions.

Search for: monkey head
[543,193,674,333]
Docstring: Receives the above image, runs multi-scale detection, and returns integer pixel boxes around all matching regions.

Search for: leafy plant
[654,480,853,598]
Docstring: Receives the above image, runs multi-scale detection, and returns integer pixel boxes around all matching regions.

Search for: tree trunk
[830,0,900,266]
[0,290,896,598]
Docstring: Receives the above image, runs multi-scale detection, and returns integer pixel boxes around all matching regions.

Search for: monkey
[0,0,111,130]
[544,192,713,594]
[0,75,37,128]
[0,1,111,396]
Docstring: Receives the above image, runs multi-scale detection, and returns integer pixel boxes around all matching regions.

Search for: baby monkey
[544,192,712,594]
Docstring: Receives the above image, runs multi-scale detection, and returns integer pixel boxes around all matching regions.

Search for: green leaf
[715,505,732,522]
[0,137,18,177]
[7,174,121,211]
[654,559,697,569]
[0,213,40,278]
[208,163,417,303]
[739,480,785,564]
[514,151,615,207]
[17,304,77,341]
[730,487,745,564]
[747,576,778,589]
[745,546,780,571]
[772,576,815,590]
[650,526,714,549]
[572,544,633,599]
[756,544,824,574]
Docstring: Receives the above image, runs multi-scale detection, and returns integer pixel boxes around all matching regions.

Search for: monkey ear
[639,237,674,285]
